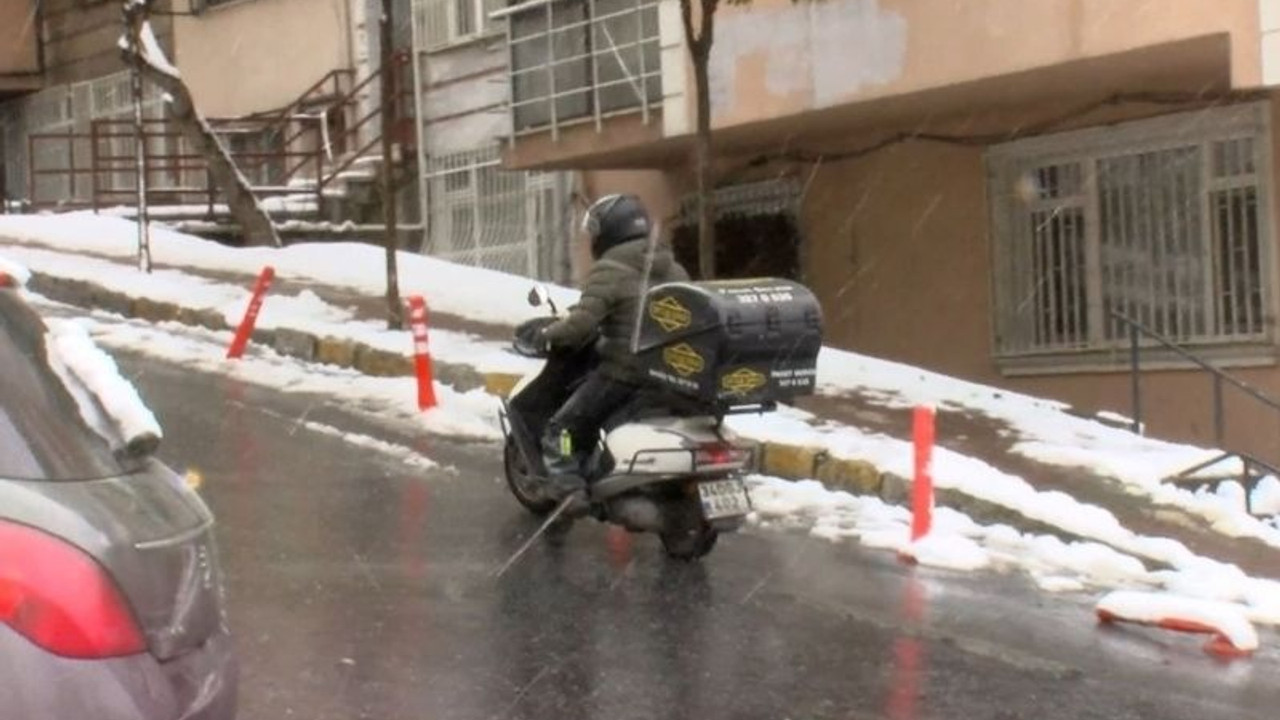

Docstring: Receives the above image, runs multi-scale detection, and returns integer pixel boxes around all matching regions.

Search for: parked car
[0,263,238,719]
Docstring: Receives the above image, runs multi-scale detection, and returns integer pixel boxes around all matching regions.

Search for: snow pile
[0,245,540,376]
[1096,590,1259,653]
[729,407,1280,554]
[748,476,1149,588]
[0,213,579,325]
[67,310,503,443]
[1253,477,1280,516]
[44,318,163,456]
[749,476,1280,627]
[117,9,180,79]
[138,21,180,78]
[818,346,1227,487]
[0,254,30,286]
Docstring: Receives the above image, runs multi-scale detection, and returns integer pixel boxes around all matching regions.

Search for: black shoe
[542,454,586,497]
[541,431,586,498]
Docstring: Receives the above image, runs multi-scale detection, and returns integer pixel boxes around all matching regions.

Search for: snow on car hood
[43,318,163,457]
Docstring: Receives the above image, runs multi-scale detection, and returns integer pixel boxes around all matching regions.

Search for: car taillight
[0,271,13,288]
[694,442,749,469]
[0,521,146,659]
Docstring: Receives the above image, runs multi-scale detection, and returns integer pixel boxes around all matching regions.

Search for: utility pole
[380,0,403,330]
[123,0,152,273]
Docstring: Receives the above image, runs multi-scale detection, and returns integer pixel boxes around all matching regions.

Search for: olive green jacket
[543,237,690,379]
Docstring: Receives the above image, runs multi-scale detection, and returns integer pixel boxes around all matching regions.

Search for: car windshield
[0,291,141,481]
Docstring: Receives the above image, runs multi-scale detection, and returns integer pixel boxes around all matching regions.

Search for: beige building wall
[173,0,356,118]
[37,0,174,86]
[0,1,40,82]
[704,0,1264,131]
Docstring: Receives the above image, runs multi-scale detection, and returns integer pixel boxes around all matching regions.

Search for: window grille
[507,0,662,134]
[988,104,1274,362]
[424,146,569,281]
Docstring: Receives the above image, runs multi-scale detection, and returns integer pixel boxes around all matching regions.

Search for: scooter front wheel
[503,436,558,515]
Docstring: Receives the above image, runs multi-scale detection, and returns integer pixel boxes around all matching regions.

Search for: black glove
[514,318,555,357]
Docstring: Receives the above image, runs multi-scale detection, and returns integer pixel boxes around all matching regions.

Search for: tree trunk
[122,55,280,249]
[682,0,719,280]
[693,50,715,280]
[380,0,404,331]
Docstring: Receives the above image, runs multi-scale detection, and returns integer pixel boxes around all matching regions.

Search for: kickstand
[492,492,585,579]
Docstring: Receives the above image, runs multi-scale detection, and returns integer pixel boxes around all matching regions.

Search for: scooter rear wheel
[503,436,558,515]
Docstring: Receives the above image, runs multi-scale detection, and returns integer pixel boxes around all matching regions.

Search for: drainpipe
[341,0,356,72]
[409,0,429,254]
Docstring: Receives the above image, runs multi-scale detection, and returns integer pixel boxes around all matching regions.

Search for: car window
[0,292,141,481]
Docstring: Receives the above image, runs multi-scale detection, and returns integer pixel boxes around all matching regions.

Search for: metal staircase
[25,52,417,242]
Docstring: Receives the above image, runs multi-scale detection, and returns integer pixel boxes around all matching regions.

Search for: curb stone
[273,328,317,362]
[27,270,488,391]
[26,270,1105,547]
[316,337,358,368]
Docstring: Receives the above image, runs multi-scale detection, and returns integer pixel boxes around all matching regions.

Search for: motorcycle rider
[533,193,691,501]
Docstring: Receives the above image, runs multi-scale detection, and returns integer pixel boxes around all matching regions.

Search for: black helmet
[582,194,651,259]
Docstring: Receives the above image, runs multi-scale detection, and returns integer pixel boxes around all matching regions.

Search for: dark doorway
[671,210,802,280]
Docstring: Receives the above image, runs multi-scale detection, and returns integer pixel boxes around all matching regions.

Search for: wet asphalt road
[114,351,1279,720]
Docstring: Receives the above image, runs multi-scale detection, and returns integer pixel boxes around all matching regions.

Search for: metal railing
[24,54,414,216]
[1114,309,1280,510]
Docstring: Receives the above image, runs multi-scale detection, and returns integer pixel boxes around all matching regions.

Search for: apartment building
[410,0,576,281]
[494,0,1280,460]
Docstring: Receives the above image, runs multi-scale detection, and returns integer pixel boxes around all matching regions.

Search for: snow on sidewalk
[0,243,540,377]
[748,475,1280,629]
[0,213,578,325]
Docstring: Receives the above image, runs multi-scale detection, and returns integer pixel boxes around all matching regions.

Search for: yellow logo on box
[649,296,692,332]
[663,343,705,377]
[721,367,767,395]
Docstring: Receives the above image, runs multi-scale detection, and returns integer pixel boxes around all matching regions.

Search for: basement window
[986,102,1276,373]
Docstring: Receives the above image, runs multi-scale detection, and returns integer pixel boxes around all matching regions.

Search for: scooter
[497,286,757,560]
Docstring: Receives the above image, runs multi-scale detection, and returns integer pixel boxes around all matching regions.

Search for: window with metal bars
[506,0,662,134]
[988,104,1274,363]
[424,146,565,280]
[414,0,507,50]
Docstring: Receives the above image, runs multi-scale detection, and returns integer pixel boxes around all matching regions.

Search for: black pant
[541,370,637,469]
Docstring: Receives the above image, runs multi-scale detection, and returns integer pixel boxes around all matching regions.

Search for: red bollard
[911,405,936,542]
[407,295,437,410]
[226,266,275,360]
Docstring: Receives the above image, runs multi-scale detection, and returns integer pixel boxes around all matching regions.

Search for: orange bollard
[911,405,936,542]
[407,295,437,410]
[226,266,275,359]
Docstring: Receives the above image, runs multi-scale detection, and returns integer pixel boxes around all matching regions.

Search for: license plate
[697,478,752,520]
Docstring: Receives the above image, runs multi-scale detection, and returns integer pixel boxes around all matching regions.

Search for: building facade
[494,0,1280,461]
[410,0,576,282]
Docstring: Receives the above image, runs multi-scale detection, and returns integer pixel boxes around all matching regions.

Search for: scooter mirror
[528,285,557,315]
